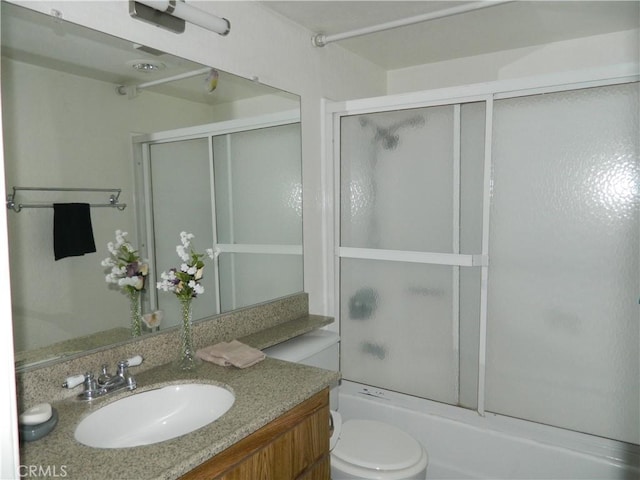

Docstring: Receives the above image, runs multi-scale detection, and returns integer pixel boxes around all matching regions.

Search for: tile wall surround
[16,293,318,407]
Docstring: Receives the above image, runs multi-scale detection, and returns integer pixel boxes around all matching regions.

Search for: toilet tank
[263,330,339,370]
[264,330,340,408]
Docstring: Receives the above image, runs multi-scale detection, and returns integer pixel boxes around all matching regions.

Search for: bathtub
[338,381,640,480]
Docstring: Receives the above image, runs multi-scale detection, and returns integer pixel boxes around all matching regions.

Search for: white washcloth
[196,340,266,369]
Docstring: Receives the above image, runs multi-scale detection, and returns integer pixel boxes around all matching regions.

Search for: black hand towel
[53,203,97,261]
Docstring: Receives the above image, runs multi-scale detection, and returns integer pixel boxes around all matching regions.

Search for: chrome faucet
[63,355,143,401]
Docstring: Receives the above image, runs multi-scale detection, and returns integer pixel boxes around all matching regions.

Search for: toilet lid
[332,419,424,471]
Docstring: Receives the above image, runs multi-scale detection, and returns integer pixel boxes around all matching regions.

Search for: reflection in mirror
[1,2,302,369]
[137,116,302,327]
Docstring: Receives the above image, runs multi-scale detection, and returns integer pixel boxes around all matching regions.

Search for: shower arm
[312,0,514,47]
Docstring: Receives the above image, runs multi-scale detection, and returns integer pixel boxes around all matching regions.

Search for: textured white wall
[388,29,640,93]
[0,99,19,480]
[3,57,299,352]
[3,58,220,351]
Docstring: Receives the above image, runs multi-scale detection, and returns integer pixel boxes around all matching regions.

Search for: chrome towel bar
[6,186,127,212]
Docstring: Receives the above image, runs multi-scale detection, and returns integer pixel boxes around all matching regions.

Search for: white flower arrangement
[156,232,214,301]
[101,230,148,293]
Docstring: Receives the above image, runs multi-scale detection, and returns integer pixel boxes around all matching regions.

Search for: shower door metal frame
[327,65,639,416]
[331,92,492,408]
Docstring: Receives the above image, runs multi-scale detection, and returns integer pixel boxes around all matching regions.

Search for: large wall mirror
[1,2,303,369]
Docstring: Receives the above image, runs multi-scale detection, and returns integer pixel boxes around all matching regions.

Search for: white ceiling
[2,1,637,102]
[0,2,292,105]
[261,1,640,70]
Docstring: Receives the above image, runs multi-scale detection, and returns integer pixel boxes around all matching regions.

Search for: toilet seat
[331,419,428,479]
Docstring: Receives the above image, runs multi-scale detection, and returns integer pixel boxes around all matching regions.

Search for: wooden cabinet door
[182,389,330,480]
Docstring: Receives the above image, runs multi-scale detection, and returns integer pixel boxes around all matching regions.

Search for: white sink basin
[74,383,235,448]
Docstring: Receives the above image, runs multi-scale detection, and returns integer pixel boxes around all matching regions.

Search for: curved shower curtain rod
[312,0,514,47]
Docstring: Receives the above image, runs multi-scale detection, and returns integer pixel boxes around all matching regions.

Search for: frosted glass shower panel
[341,258,458,404]
[458,101,486,409]
[340,107,454,252]
[486,83,640,444]
[218,253,303,312]
[149,138,217,325]
[460,102,486,254]
[213,124,302,245]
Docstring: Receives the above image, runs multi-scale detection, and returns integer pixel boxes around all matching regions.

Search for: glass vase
[176,296,201,371]
[128,289,142,338]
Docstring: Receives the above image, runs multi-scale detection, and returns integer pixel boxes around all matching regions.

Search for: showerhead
[359,114,426,150]
[377,130,399,150]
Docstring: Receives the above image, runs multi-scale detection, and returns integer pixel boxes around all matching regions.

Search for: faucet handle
[62,373,85,389]
[115,355,143,375]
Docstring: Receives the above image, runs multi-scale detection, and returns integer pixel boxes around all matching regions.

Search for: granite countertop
[20,357,339,480]
[15,327,131,368]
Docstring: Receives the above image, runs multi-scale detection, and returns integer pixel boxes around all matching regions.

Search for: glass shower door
[339,103,485,406]
[213,123,303,312]
[486,83,640,444]
[142,120,303,323]
[336,79,639,445]
[148,138,217,327]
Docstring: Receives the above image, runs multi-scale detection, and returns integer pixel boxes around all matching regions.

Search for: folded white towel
[196,340,266,369]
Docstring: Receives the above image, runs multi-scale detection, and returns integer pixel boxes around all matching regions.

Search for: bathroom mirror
[1,1,303,369]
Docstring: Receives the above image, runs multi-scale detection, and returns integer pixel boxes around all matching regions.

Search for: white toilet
[264,330,428,480]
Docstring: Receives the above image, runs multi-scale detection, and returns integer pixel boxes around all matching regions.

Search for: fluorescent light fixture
[130,0,230,36]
